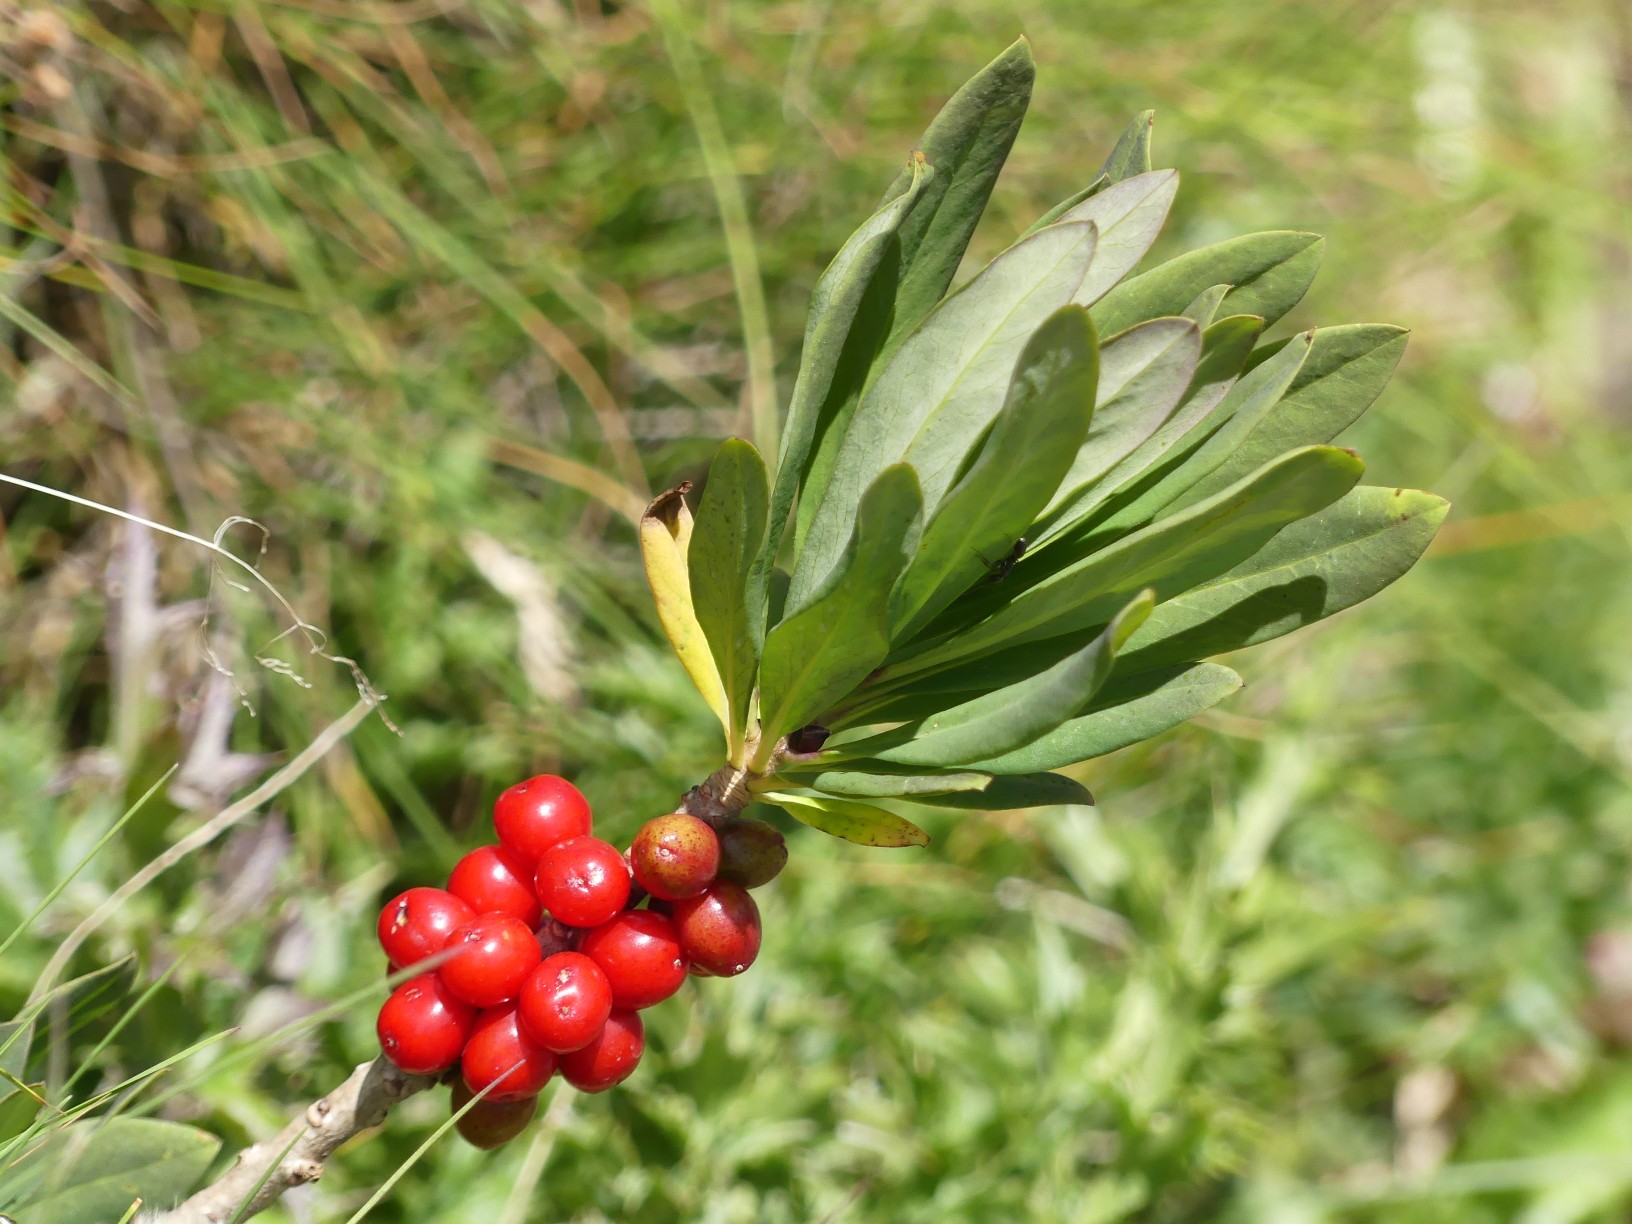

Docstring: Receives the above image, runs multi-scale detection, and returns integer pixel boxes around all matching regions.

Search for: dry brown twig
[137,758,754,1223]
[140,1057,437,1224]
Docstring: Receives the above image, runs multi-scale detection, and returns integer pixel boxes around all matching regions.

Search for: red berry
[447,845,543,927]
[377,974,476,1075]
[630,813,720,902]
[461,1005,556,1101]
[672,881,761,977]
[579,910,687,1010]
[450,1079,538,1149]
[558,1009,644,1093]
[519,952,613,1054]
[377,887,474,971]
[716,818,788,889]
[439,913,543,1008]
[534,836,631,929]
[493,774,593,865]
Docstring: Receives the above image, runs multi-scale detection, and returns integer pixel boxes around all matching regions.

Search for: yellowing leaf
[640,484,729,739]
[760,791,931,848]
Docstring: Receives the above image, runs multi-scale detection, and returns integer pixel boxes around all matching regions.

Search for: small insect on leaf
[976,537,1028,584]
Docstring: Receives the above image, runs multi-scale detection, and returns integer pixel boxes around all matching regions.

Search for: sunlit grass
[1,1,1629,1221]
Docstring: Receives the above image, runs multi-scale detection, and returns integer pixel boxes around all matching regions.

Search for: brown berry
[450,1078,538,1149]
[786,724,830,754]
[716,819,787,889]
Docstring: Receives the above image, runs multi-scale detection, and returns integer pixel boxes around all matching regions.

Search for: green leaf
[1018,111,1156,239]
[0,1019,32,1087]
[828,633,1112,729]
[1021,177,1106,239]
[756,465,923,752]
[1167,325,1410,508]
[1182,312,1266,401]
[690,439,770,761]
[767,157,932,595]
[861,592,1153,768]
[1040,316,1201,527]
[792,221,1098,608]
[0,1080,41,1143]
[1091,231,1324,339]
[13,1118,220,1221]
[896,444,1363,673]
[1037,315,1263,546]
[1118,486,1449,671]
[964,663,1244,773]
[1182,283,1231,325]
[1053,169,1178,306]
[640,484,730,739]
[760,791,930,847]
[0,959,138,1113]
[767,567,790,628]
[895,771,1095,810]
[890,304,1099,641]
[1097,110,1156,183]
[1079,328,1309,544]
[766,566,791,629]
[794,244,906,555]
[780,764,993,799]
[879,38,1035,350]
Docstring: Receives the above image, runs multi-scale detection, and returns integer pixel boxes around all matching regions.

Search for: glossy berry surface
[439,913,543,1008]
[460,1005,557,1101]
[534,836,631,929]
[630,813,720,902]
[716,819,788,890]
[518,952,613,1053]
[376,887,473,971]
[377,974,476,1074]
[673,881,762,977]
[450,1079,537,1149]
[447,845,542,927]
[558,1009,644,1093]
[493,774,593,866]
[579,910,688,1009]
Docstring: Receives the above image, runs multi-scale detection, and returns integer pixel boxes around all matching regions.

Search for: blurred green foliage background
[2,0,1632,1220]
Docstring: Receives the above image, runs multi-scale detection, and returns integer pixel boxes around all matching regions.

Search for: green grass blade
[0,767,175,961]
[650,0,779,459]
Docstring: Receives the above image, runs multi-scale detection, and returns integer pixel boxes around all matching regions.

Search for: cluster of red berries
[374,774,786,1148]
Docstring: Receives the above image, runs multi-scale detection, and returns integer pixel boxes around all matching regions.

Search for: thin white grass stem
[29,698,376,1004]
[0,474,393,724]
